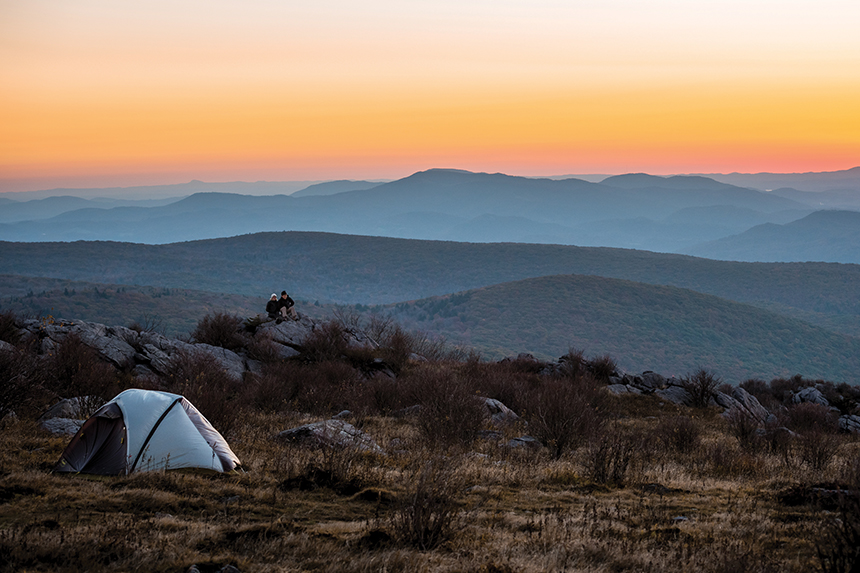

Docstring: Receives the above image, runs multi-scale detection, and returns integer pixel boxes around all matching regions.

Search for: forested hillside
[384,274,860,383]
[3,272,859,384]
[2,232,860,337]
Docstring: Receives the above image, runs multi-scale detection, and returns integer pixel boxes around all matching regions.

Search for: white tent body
[56,389,241,475]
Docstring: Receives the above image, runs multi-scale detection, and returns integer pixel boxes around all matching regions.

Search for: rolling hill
[383,274,860,384]
[1,231,860,338]
[4,271,857,385]
[686,210,860,263]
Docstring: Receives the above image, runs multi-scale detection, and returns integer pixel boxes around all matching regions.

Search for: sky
[2,0,859,192]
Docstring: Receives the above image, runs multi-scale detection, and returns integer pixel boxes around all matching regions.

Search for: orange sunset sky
[2,0,859,192]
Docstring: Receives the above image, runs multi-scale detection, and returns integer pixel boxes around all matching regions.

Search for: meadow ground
[2,391,859,573]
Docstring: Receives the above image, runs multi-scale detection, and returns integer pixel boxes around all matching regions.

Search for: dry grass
[2,392,857,573]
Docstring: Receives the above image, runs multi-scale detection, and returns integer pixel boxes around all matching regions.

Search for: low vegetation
[1,310,860,572]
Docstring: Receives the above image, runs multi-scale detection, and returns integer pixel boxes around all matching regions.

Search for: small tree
[680,369,721,408]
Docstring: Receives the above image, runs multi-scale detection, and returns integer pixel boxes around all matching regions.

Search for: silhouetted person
[278,291,299,321]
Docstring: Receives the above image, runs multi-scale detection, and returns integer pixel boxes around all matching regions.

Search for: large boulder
[839,414,860,434]
[277,419,382,453]
[19,319,137,367]
[792,387,830,407]
[655,385,693,406]
[38,397,98,421]
[718,387,770,424]
[481,398,520,426]
[40,417,84,436]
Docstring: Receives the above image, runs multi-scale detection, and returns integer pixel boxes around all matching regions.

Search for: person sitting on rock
[266,293,281,321]
[278,291,299,321]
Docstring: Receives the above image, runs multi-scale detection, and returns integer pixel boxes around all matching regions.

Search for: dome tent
[55,389,241,475]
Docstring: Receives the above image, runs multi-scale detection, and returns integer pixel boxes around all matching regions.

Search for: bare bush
[588,354,617,383]
[0,310,21,345]
[190,312,247,351]
[583,427,639,485]
[162,350,243,435]
[817,495,860,573]
[0,346,48,418]
[680,368,722,408]
[523,373,605,459]
[558,348,586,379]
[300,320,352,363]
[245,331,282,363]
[655,415,702,455]
[47,333,120,417]
[726,408,763,452]
[127,314,163,335]
[798,429,842,471]
[390,456,465,550]
[784,402,838,434]
[405,367,484,450]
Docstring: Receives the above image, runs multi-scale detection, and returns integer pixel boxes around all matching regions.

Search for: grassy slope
[1,232,860,338]
[385,274,860,384]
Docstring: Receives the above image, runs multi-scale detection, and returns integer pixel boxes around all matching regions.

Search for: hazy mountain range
[1,167,858,262]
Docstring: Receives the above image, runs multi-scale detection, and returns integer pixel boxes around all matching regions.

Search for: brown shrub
[817,494,860,573]
[190,312,247,351]
[680,368,722,408]
[0,346,48,418]
[655,415,702,455]
[784,402,838,434]
[583,426,640,485]
[300,320,351,363]
[587,354,617,383]
[46,333,121,417]
[161,350,243,435]
[389,456,465,550]
[522,373,605,459]
[0,310,21,345]
[403,366,484,450]
[798,429,842,471]
[725,408,763,452]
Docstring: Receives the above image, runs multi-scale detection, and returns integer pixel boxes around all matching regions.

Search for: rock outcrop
[12,315,376,383]
[277,419,382,453]
[792,386,830,407]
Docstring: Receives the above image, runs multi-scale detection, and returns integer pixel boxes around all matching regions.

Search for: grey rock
[713,391,740,411]
[0,339,14,353]
[639,371,666,390]
[839,414,860,433]
[277,345,301,360]
[607,384,631,395]
[505,435,542,450]
[278,419,382,453]
[655,385,693,406]
[40,417,83,436]
[731,387,770,423]
[332,410,352,420]
[39,397,99,421]
[482,397,520,426]
[719,388,770,425]
[793,387,830,407]
[607,384,642,395]
[261,318,312,348]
